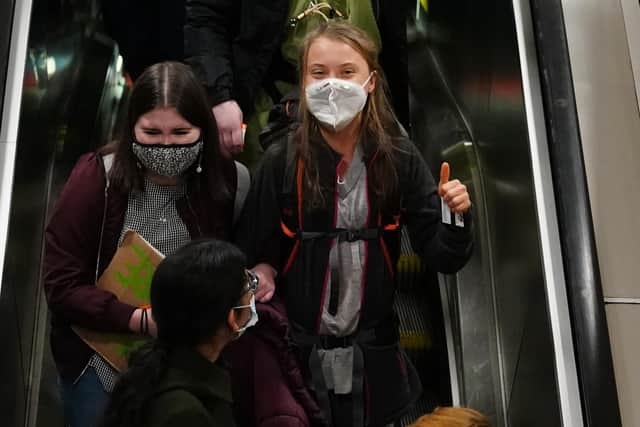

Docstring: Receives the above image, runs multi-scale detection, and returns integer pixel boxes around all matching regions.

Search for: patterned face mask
[132,139,203,178]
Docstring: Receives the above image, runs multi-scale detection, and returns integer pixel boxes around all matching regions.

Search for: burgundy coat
[43,152,235,381]
[228,297,326,427]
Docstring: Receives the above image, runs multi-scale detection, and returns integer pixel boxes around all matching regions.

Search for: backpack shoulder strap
[234,161,250,225]
[280,148,304,240]
[102,153,115,187]
[281,136,297,196]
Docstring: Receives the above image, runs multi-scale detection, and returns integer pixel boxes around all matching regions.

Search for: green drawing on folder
[114,243,153,301]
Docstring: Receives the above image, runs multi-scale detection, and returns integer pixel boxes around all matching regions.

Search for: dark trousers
[59,367,109,427]
[328,391,396,427]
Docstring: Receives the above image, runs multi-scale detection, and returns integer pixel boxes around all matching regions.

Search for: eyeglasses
[246,270,259,294]
[288,1,346,28]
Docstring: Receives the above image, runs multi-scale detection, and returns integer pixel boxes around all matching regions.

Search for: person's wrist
[140,305,151,335]
[128,306,152,335]
[255,262,277,279]
[128,309,140,333]
[267,265,277,279]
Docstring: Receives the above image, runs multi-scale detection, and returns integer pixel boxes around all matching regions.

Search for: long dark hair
[296,22,403,208]
[101,61,231,199]
[100,239,247,427]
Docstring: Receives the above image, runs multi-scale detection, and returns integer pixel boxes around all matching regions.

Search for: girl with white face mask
[301,30,378,159]
[304,71,374,132]
[236,22,473,427]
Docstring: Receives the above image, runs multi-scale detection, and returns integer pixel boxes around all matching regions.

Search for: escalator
[403,2,575,425]
[0,1,623,426]
[399,1,620,426]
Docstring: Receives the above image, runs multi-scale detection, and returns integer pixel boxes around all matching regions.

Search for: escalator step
[400,332,431,350]
[394,229,443,424]
[396,228,425,291]
[395,292,432,351]
[400,227,415,255]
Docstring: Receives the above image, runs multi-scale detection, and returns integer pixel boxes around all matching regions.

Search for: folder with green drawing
[73,230,164,372]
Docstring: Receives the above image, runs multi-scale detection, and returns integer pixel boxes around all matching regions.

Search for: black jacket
[184,0,410,127]
[146,348,235,427]
[102,0,185,80]
[236,132,471,424]
[237,133,472,332]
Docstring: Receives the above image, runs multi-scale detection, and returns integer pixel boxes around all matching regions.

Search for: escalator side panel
[409,1,569,425]
[528,0,623,425]
[0,0,16,109]
[1,2,125,426]
[0,1,37,427]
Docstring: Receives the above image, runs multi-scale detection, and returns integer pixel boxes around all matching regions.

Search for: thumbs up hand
[438,162,471,213]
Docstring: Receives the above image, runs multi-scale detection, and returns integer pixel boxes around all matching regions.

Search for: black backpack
[258,89,300,151]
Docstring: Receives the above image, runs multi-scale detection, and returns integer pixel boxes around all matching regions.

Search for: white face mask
[233,294,258,337]
[305,73,373,132]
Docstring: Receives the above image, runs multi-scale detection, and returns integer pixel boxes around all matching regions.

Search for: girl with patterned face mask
[43,61,242,427]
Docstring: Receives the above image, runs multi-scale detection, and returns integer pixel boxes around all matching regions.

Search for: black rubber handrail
[527,1,622,426]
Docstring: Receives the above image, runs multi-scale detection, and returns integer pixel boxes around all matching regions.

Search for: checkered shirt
[87,177,190,392]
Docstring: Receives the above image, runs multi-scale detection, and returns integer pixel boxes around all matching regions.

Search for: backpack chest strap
[280,215,400,242]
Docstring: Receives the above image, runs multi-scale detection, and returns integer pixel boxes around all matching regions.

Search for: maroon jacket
[43,152,236,381]
[229,297,326,427]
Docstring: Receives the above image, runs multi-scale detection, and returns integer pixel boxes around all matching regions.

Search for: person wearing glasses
[99,239,258,427]
[184,0,409,164]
